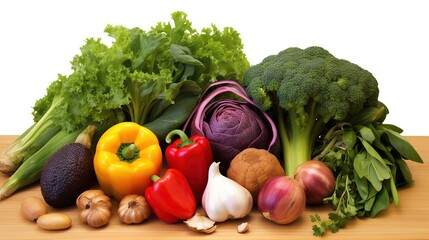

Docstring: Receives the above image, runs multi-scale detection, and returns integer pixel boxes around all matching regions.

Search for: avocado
[40,126,96,208]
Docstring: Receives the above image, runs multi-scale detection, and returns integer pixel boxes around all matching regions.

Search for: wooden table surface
[0,135,428,240]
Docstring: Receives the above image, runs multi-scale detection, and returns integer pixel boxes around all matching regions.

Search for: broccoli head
[243,46,379,176]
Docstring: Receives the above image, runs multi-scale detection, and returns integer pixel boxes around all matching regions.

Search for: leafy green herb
[311,174,357,237]
[312,103,423,236]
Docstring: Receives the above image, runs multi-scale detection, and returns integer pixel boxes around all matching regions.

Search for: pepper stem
[165,129,194,148]
[121,144,138,160]
[151,175,160,182]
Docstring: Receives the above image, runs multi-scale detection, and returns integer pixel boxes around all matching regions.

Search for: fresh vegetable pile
[0,11,424,237]
[0,11,249,199]
[242,47,423,235]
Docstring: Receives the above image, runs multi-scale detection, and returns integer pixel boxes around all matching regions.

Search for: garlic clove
[184,213,216,234]
[237,222,250,233]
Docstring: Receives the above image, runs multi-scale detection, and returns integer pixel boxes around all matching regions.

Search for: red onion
[257,176,306,224]
[294,160,335,205]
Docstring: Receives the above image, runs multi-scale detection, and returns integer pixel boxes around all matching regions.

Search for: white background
[0,0,428,135]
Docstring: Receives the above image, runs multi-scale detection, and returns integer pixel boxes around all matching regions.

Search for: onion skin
[294,160,335,205]
[257,176,306,224]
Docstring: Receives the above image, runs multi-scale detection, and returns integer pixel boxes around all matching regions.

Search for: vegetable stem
[277,104,314,177]
[0,96,63,174]
[283,132,312,177]
[317,135,339,159]
[165,129,194,148]
[151,175,160,182]
[74,125,96,149]
[20,96,62,146]
[121,144,139,161]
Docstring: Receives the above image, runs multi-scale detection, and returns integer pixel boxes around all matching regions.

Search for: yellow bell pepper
[94,122,162,201]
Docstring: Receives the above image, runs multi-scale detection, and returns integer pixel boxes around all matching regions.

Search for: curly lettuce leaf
[31,11,249,139]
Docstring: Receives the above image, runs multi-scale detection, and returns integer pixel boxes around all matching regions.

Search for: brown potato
[20,196,47,222]
[227,148,284,201]
[37,213,72,230]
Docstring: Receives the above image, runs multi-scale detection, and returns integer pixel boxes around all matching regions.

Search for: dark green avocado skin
[40,143,95,208]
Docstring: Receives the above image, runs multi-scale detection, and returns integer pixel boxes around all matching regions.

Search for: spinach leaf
[370,187,389,217]
[384,127,423,163]
[144,81,201,139]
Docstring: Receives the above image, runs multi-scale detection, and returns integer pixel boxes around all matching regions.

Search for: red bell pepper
[165,129,213,204]
[144,168,196,223]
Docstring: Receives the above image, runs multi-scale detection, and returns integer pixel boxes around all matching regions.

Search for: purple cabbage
[183,80,278,172]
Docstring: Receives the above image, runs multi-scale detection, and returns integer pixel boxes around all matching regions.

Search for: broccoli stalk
[275,98,332,176]
[243,46,379,177]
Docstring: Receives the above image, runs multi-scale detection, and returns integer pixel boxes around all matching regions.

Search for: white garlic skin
[202,162,253,222]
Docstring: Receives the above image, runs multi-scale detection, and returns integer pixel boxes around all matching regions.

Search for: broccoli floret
[243,46,379,176]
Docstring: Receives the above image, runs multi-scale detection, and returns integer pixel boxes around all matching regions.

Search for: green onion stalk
[0,96,63,174]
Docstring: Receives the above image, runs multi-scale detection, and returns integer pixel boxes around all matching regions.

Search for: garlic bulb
[117,194,151,224]
[202,162,253,222]
[78,194,112,228]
